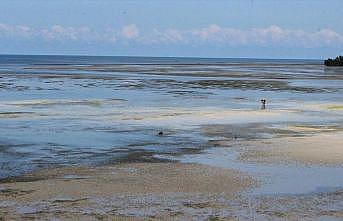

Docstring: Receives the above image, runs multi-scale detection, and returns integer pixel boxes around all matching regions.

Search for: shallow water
[0,55,342,184]
[171,147,343,195]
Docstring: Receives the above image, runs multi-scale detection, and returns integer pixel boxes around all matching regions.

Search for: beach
[1,162,342,220]
[0,162,254,220]
[0,56,343,220]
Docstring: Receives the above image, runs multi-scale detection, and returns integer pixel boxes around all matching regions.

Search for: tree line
[324,56,343,66]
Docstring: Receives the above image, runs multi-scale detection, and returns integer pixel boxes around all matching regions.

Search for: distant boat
[324,56,343,66]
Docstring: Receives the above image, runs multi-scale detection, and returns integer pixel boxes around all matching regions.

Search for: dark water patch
[2,67,341,95]
[166,147,205,156]
[0,83,29,92]
[0,125,205,179]
[0,170,58,184]
[51,197,88,204]
[0,80,60,92]
[0,143,36,154]
[201,123,299,141]
[82,127,145,134]
[101,150,174,164]
[187,79,331,93]
[20,62,343,81]
[7,98,126,109]
[167,90,214,98]
[112,78,333,93]
[0,188,34,197]
[127,142,161,147]
[0,112,33,115]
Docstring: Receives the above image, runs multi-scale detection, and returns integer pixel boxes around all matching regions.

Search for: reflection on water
[0,56,342,181]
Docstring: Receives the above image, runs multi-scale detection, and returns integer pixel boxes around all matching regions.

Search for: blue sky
[0,0,342,59]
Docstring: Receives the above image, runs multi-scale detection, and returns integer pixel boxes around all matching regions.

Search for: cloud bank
[1,22,343,49]
[121,24,139,40]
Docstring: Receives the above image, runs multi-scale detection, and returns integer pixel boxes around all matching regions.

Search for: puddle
[170,147,343,195]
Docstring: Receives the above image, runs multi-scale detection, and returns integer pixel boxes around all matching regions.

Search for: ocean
[0,55,342,188]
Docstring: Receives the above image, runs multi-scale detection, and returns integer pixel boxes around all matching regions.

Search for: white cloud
[193,24,221,41]
[104,28,117,43]
[138,28,184,44]
[121,24,139,40]
[188,25,343,47]
[311,29,343,46]
[0,22,342,48]
[164,29,183,42]
[0,23,34,38]
[40,25,94,41]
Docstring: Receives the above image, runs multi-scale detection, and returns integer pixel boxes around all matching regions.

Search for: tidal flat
[0,56,343,220]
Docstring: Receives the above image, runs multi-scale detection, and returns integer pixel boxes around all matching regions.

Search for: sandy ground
[0,162,254,220]
[238,131,343,166]
[1,162,342,220]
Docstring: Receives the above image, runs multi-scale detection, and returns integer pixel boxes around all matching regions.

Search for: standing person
[261,99,266,110]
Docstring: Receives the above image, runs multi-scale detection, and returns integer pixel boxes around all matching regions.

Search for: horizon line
[0,53,323,61]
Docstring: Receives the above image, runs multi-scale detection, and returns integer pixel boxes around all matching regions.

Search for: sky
[0,0,342,59]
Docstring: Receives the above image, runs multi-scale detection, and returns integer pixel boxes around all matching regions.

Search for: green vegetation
[324,56,343,66]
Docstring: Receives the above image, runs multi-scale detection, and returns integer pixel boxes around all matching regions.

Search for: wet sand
[0,162,254,220]
[238,131,343,166]
[1,162,343,220]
